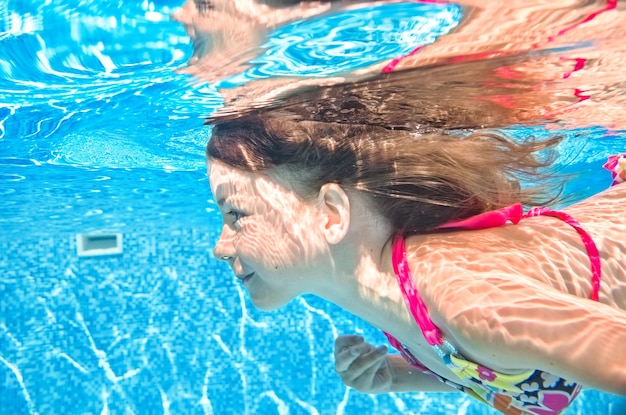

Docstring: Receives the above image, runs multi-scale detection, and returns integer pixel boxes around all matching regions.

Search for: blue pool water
[1,1,625,414]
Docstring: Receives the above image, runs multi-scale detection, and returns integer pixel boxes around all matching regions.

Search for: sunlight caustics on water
[1,0,626,414]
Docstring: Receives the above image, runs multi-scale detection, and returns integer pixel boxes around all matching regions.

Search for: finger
[335,342,376,373]
[343,345,388,381]
[351,357,392,392]
[334,335,364,354]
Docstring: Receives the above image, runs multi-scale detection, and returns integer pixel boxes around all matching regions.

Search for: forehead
[208,160,302,207]
[208,160,257,201]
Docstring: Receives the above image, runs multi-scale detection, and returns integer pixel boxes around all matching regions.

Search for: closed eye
[195,0,213,13]
[226,209,245,224]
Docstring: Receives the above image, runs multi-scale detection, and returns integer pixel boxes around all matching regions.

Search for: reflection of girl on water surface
[175,1,626,414]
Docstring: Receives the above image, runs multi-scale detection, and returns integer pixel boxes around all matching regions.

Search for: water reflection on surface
[177,0,626,130]
[1,0,625,234]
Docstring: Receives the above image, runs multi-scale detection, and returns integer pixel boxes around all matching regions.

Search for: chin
[250,295,293,311]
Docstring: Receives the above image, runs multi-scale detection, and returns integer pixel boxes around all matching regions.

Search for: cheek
[239,206,325,270]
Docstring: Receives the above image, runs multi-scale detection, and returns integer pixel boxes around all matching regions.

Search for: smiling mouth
[239,272,255,284]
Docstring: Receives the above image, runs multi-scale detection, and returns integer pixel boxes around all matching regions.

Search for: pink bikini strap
[523,207,601,301]
[392,236,444,346]
[438,203,524,229]
[391,205,602,346]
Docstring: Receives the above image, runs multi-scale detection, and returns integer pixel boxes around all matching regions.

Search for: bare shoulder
[417,259,626,392]
[562,184,626,307]
[408,184,626,307]
[562,184,626,254]
[564,183,626,222]
[404,232,626,384]
[402,184,626,369]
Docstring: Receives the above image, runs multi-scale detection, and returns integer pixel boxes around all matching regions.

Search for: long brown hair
[207,113,562,235]
[207,54,568,234]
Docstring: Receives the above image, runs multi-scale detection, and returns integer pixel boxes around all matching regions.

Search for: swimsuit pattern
[385,329,582,415]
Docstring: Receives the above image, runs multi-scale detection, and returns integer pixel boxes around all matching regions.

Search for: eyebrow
[217,198,225,206]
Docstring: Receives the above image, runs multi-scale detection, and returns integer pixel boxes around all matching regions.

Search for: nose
[170,0,196,25]
[213,225,236,262]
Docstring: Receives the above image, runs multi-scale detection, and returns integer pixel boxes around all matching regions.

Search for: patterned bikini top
[383,204,602,415]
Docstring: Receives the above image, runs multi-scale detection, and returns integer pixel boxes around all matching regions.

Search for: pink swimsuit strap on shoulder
[523,206,601,301]
[440,203,601,300]
[391,203,602,347]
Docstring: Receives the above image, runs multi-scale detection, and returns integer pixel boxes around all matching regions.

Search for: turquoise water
[222,2,462,84]
[0,0,463,234]
[1,1,625,414]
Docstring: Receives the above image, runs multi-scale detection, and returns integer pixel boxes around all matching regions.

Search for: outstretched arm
[334,335,457,393]
[433,271,626,396]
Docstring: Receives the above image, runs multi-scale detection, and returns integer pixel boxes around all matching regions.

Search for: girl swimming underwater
[181,1,626,412]
[205,91,626,414]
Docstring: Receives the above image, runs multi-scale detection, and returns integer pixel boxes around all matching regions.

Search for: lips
[237,272,255,284]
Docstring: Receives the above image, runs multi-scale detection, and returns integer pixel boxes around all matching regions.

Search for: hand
[334,335,392,394]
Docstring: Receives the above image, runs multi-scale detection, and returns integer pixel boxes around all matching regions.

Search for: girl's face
[208,160,330,310]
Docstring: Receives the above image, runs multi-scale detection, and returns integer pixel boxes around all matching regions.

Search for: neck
[313,235,414,332]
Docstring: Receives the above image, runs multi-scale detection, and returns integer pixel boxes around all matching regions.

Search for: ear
[318,183,350,245]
